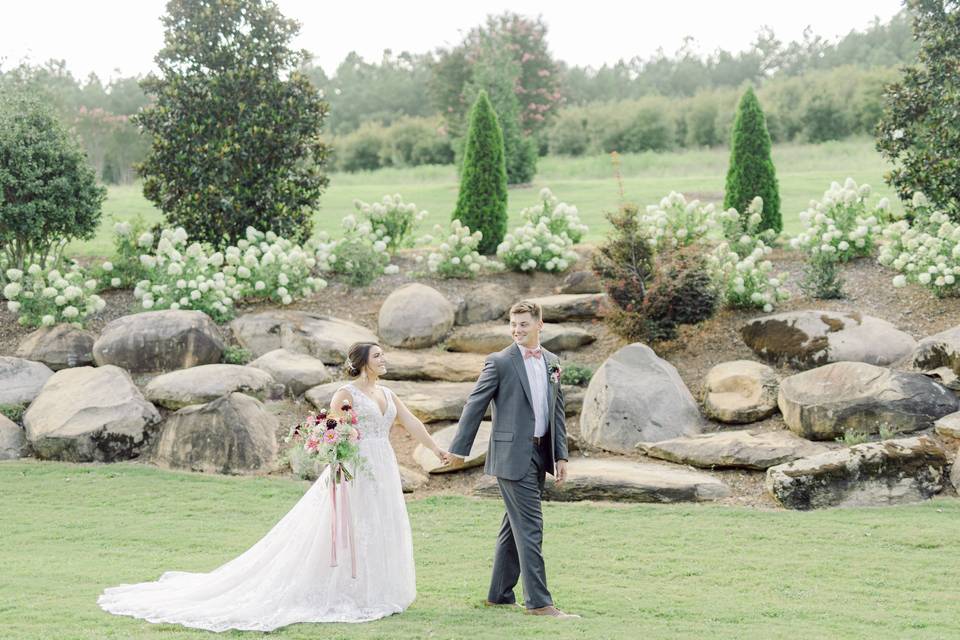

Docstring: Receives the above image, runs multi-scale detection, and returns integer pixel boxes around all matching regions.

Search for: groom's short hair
[509,300,542,321]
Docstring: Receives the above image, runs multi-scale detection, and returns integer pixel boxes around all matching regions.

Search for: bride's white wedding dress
[98,382,416,632]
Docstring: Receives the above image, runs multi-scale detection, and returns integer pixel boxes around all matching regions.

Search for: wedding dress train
[98,382,415,632]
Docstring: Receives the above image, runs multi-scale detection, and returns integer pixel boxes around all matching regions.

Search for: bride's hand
[434,448,451,465]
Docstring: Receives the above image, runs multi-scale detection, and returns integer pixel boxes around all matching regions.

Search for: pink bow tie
[523,347,542,360]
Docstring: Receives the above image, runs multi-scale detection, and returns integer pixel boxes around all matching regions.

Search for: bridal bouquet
[284,400,366,484]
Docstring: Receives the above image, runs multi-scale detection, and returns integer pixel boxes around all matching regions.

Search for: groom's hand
[555,459,568,485]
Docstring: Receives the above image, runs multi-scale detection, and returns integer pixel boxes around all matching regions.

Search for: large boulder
[306,380,485,424]
[640,429,831,470]
[93,310,225,373]
[0,357,54,406]
[378,283,454,348]
[145,364,276,410]
[908,325,960,378]
[16,324,95,370]
[526,293,609,321]
[777,362,959,440]
[230,311,379,363]
[474,458,730,503]
[248,349,331,396]
[580,343,704,453]
[741,310,917,370]
[766,436,948,509]
[0,414,25,460]
[703,360,779,424]
[558,270,602,295]
[414,422,491,473]
[23,365,160,461]
[445,322,595,354]
[454,283,513,325]
[152,393,278,474]
[381,350,487,383]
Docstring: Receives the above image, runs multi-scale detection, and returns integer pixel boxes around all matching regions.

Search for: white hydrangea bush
[321,215,394,286]
[353,194,428,253]
[636,191,721,251]
[497,189,585,273]
[707,243,790,312]
[789,178,890,261]
[878,192,960,297]
[3,263,106,327]
[417,220,500,278]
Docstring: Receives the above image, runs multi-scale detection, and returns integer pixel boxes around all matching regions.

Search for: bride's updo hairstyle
[345,342,380,378]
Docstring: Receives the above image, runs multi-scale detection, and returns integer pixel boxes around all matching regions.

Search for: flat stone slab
[766,436,948,509]
[0,356,54,406]
[640,429,831,470]
[144,364,276,410]
[445,322,595,354]
[474,458,730,503]
[525,293,609,321]
[381,350,487,382]
[934,412,960,439]
[414,422,491,474]
[741,310,917,370]
[777,361,959,440]
[230,311,378,363]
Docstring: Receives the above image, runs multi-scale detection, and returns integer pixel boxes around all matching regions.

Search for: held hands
[555,459,568,486]
[433,448,452,466]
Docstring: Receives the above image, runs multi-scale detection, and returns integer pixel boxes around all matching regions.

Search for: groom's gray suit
[449,342,568,609]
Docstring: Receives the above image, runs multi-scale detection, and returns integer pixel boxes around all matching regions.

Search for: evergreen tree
[452,91,508,254]
[723,87,781,233]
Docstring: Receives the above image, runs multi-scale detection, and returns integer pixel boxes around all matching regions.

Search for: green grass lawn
[1,460,957,639]
[77,137,898,257]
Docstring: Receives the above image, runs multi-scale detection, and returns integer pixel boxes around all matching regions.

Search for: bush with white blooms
[878,192,960,297]
[637,191,721,251]
[4,264,106,327]
[417,220,500,278]
[320,215,395,287]
[353,194,427,253]
[789,178,889,261]
[497,188,585,272]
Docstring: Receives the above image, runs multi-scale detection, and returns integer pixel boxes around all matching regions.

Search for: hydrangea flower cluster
[417,220,500,278]
[878,192,960,297]
[353,194,428,253]
[3,264,106,327]
[497,189,585,272]
[789,178,889,261]
[707,243,790,312]
[636,191,721,251]
[321,215,395,286]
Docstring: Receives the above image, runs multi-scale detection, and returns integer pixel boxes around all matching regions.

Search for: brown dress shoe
[524,605,581,619]
[483,600,524,609]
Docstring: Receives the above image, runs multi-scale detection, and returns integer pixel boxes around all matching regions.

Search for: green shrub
[335,123,388,172]
[559,363,593,386]
[547,111,590,155]
[0,90,106,278]
[724,87,781,234]
[0,404,26,424]
[799,252,845,300]
[638,249,719,342]
[222,346,253,365]
[452,91,508,254]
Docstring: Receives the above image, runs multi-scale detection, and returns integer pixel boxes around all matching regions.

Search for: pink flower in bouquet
[348,428,360,443]
[323,430,339,444]
[305,435,320,452]
[351,414,358,425]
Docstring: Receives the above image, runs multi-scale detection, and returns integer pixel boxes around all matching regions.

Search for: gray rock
[934,412,960,439]
[414,422,490,473]
[381,349,486,382]
[703,360,779,424]
[378,283,454,348]
[0,414,25,460]
[93,310,225,373]
[229,311,296,357]
[641,429,831,470]
[279,314,379,364]
[399,465,429,493]
[16,324,95,370]
[766,436,948,509]
[778,362,959,440]
[951,460,960,494]
[145,364,276,410]
[908,325,960,378]
[152,393,278,474]
[454,283,514,325]
[741,310,917,370]
[0,356,54,406]
[306,380,485,424]
[558,270,602,295]
[580,343,704,453]
[249,349,331,396]
[526,293,609,321]
[474,458,730,502]
[445,322,595,354]
[23,365,160,461]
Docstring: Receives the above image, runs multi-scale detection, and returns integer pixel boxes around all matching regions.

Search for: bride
[98,341,449,632]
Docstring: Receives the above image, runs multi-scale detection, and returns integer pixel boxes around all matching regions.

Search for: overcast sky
[1,0,905,81]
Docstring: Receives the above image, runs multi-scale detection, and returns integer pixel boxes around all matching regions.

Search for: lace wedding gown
[98,383,416,632]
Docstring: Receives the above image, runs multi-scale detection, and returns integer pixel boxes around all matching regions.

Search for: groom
[448,300,579,619]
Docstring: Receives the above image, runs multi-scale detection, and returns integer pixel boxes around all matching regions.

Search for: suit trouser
[487,441,553,609]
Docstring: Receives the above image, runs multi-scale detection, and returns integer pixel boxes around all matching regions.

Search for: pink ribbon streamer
[328,464,358,579]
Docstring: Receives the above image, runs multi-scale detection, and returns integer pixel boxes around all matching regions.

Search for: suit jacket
[449,343,568,481]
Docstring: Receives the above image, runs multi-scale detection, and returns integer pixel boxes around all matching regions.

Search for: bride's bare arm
[390,392,448,463]
[329,389,354,413]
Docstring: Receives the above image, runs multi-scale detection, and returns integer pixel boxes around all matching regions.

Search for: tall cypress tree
[452,90,508,254]
[724,87,781,234]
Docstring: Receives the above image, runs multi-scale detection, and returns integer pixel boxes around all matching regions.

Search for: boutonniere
[548,361,562,385]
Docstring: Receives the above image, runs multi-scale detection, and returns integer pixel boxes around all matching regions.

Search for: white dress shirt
[516,342,549,438]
